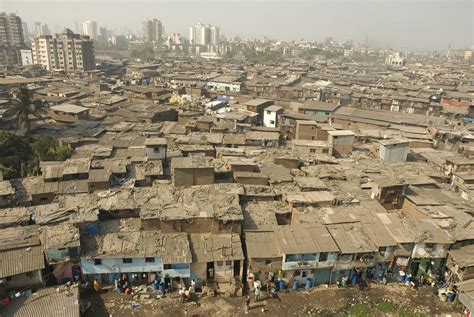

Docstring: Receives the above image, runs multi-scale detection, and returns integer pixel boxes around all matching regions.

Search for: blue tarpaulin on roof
[463,117,474,123]
[216,96,235,102]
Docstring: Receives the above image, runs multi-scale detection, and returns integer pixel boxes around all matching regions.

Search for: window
[266,111,271,115]
[310,149,316,153]
[94,259,102,265]
[319,252,328,262]
[225,260,232,266]
[322,149,329,154]
[122,258,133,264]
[270,120,275,125]
[265,260,272,265]
[338,254,352,262]
[163,264,171,270]
[145,257,155,263]
[216,261,223,267]
[379,247,387,256]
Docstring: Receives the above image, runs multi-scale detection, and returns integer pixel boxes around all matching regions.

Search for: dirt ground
[83,283,464,317]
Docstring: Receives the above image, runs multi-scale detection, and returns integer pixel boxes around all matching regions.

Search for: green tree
[10,86,47,139]
[0,132,73,179]
[31,136,74,161]
[0,131,35,179]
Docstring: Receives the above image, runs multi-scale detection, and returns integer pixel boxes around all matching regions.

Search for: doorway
[207,262,215,280]
[233,260,240,277]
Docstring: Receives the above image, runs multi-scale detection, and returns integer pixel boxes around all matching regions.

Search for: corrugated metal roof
[0,245,45,278]
[275,225,339,254]
[5,286,80,317]
[0,226,40,251]
[327,222,379,254]
[245,231,280,259]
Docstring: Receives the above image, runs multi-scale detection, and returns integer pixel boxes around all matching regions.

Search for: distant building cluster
[189,23,220,46]
[34,21,50,37]
[142,18,163,44]
[385,52,406,66]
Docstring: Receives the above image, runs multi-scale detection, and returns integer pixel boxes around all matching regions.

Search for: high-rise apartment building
[0,12,26,66]
[31,28,95,72]
[142,19,162,43]
[0,13,24,46]
[210,26,220,45]
[82,20,98,40]
[21,21,29,39]
[189,23,220,46]
[41,24,51,36]
[34,22,41,37]
[34,22,50,37]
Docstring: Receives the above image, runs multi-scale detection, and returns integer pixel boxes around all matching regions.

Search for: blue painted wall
[81,257,190,278]
[283,253,337,271]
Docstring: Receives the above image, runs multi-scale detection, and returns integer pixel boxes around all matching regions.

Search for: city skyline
[4,0,473,52]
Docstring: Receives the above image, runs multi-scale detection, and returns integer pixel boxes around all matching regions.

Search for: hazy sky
[3,0,473,52]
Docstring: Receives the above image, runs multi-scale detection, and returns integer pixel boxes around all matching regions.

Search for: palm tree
[10,86,47,139]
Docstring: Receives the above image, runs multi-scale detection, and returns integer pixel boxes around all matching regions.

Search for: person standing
[179,287,185,304]
[93,279,101,293]
[255,286,261,302]
[244,295,250,314]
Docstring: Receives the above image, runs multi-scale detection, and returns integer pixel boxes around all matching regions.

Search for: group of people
[114,275,134,294]
[244,278,280,313]
[178,279,196,304]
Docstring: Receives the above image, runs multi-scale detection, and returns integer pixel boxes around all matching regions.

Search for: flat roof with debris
[189,233,244,263]
[51,104,89,114]
[81,231,191,263]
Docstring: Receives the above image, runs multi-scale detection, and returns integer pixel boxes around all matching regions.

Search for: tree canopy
[9,86,47,138]
[0,132,73,179]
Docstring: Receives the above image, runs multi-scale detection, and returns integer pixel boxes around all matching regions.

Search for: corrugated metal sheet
[245,231,280,259]
[0,245,45,278]
[7,286,80,317]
